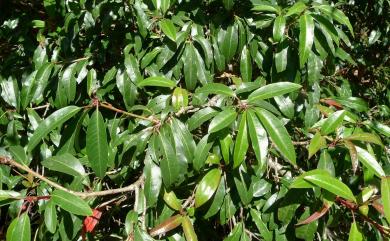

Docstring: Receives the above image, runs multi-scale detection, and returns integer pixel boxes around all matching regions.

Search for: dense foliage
[0,0,389,240]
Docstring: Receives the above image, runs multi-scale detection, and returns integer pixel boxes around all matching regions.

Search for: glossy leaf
[52,190,93,216]
[158,132,181,188]
[208,108,237,133]
[248,82,302,103]
[27,106,81,152]
[320,110,345,135]
[233,111,249,168]
[149,214,183,237]
[41,153,86,177]
[138,76,176,88]
[304,174,356,202]
[247,110,268,170]
[381,177,390,224]
[86,109,109,178]
[285,2,306,17]
[144,160,162,207]
[348,222,363,241]
[195,168,222,208]
[240,46,252,82]
[182,216,198,241]
[6,213,31,241]
[345,132,383,146]
[273,16,286,42]
[308,132,326,159]
[299,14,314,68]
[255,108,296,165]
[44,200,57,233]
[187,107,218,131]
[160,19,176,42]
[356,146,385,177]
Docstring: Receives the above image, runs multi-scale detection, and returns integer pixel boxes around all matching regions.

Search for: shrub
[0,0,389,240]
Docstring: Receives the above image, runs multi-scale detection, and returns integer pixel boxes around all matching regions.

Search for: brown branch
[0,156,144,199]
[99,102,159,124]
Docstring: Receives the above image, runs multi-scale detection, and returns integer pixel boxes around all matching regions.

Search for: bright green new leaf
[196,83,235,97]
[138,76,176,88]
[248,82,301,103]
[233,111,249,168]
[87,109,109,178]
[182,216,198,241]
[308,132,326,159]
[255,108,296,165]
[52,190,93,216]
[195,168,222,208]
[27,106,81,152]
[381,177,390,224]
[160,19,177,42]
[304,174,356,202]
[298,14,314,68]
[348,222,363,241]
[321,110,345,135]
[42,153,86,177]
[163,190,182,211]
[208,108,237,133]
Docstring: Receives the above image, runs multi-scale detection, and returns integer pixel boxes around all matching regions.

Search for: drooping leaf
[195,168,222,208]
[248,82,301,103]
[27,106,81,152]
[298,14,314,68]
[51,190,93,216]
[255,108,296,165]
[250,209,273,241]
[315,4,354,35]
[86,109,109,178]
[233,111,249,168]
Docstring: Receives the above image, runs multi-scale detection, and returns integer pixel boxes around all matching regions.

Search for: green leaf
[240,46,252,82]
[138,76,176,88]
[318,149,335,176]
[195,168,222,208]
[42,153,85,177]
[196,83,235,97]
[320,110,345,135]
[233,112,249,168]
[248,82,301,103]
[219,24,238,63]
[44,200,57,233]
[27,106,81,152]
[304,174,356,202]
[183,44,198,90]
[163,190,182,211]
[0,190,21,201]
[250,209,273,241]
[172,87,189,111]
[158,132,181,188]
[315,5,354,36]
[222,0,234,11]
[285,2,306,17]
[290,169,330,189]
[144,159,162,207]
[9,145,28,165]
[345,132,383,146]
[356,146,385,177]
[274,45,288,73]
[204,175,226,219]
[308,132,326,159]
[247,110,268,170]
[52,189,93,216]
[160,19,177,42]
[86,109,109,178]
[348,222,363,241]
[6,212,31,241]
[32,62,54,104]
[187,107,218,131]
[208,108,237,133]
[252,4,279,13]
[193,134,214,171]
[381,177,390,224]
[298,14,314,68]
[255,108,296,165]
[171,118,196,164]
[273,16,286,42]
[182,216,198,241]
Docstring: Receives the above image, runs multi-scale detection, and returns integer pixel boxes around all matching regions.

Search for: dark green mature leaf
[381,177,390,224]
[160,19,177,42]
[193,134,214,171]
[248,82,301,103]
[274,45,288,73]
[285,2,306,17]
[208,108,237,133]
[255,108,296,165]
[222,0,234,11]
[86,109,109,178]
[27,106,81,152]
[195,168,222,208]
[315,5,354,35]
[6,212,31,241]
[240,46,252,82]
[304,174,356,202]
[183,44,198,90]
[250,209,273,241]
[44,200,57,233]
[320,110,345,135]
[219,24,238,63]
[196,83,235,97]
[204,175,226,219]
[187,107,218,131]
[138,76,176,88]
[247,110,268,170]
[144,159,162,207]
[252,4,279,13]
[233,111,249,168]
[52,190,93,216]
[299,14,314,68]
[42,153,86,177]
[158,132,181,188]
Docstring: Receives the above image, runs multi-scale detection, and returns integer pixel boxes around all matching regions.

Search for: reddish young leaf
[295,203,331,226]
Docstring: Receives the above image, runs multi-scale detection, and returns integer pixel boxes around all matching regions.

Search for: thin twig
[0,156,144,199]
[53,56,90,65]
[100,102,159,124]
